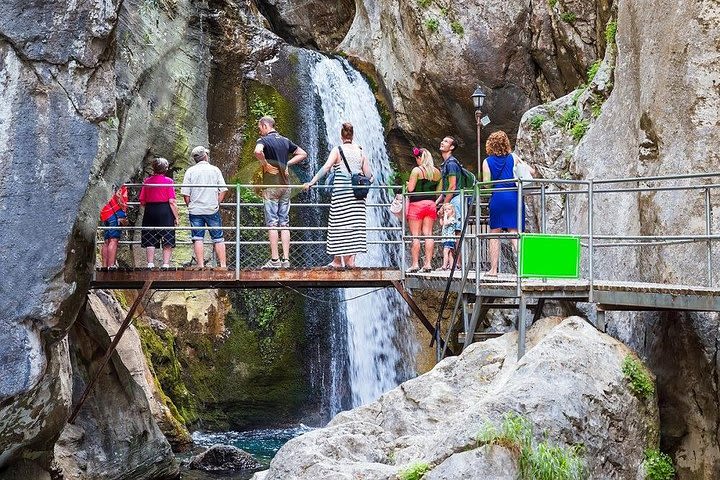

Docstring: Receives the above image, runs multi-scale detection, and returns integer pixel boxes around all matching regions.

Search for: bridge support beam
[392,281,455,357]
[68,280,153,424]
[518,295,527,359]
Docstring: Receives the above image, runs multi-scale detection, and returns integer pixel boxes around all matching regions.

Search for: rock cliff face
[254,317,660,479]
[515,0,720,477]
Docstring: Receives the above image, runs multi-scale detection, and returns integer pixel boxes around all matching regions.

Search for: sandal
[420,267,432,273]
[406,266,420,273]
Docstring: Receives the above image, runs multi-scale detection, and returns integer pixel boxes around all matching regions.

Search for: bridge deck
[93,268,720,312]
[92,267,403,289]
[404,271,720,312]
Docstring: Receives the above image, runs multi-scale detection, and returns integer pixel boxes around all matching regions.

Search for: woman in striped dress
[303,122,374,268]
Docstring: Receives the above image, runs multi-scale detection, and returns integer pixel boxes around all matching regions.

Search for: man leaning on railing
[181,146,228,269]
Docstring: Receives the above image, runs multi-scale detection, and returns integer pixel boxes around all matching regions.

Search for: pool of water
[191,424,315,465]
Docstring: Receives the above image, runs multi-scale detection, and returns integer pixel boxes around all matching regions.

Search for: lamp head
[472,86,486,109]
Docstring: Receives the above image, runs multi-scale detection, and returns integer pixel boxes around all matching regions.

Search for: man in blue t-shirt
[437,136,464,232]
[254,115,308,269]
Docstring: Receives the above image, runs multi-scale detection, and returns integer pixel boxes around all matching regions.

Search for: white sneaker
[261,259,281,269]
[280,258,290,268]
[161,264,170,269]
[147,262,155,268]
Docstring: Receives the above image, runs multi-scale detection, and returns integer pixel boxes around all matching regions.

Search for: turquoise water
[191,425,314,466]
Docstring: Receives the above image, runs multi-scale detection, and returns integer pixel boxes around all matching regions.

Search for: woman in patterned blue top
[482,131,525,276]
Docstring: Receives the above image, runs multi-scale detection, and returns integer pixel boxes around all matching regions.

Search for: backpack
[446,157,476,190]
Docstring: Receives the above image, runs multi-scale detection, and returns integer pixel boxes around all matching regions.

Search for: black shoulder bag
[338,146,371,200]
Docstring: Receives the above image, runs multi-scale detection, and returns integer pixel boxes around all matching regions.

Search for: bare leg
[194,240,205,267]
[101,241,109,267]
[107,239,118,267]
[408,218,422,269]
[162,245,172,266]
[509,228,519,252]
[488,228,502,275]
[421,217,435,269]
[443,247,449,268]
[343,255,355,268]
[146,246,155,266]
[269,229,279,259]
[214,241,227,267]
[280,229,290,260]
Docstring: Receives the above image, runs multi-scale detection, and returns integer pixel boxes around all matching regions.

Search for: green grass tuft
[644,449,675,480]
[622,355,655,400]
[605,20,618,45]
[450,21,464,35]
[570,120,590,141]
[417,0,432,7]
[477,412,585,480]
[587,60,601,83]
[560,12,577,23]
[556,106,580,130]
[548,0,558,7]
[399,462,431,480]
[530,114,547,131]
[424,18,439,33]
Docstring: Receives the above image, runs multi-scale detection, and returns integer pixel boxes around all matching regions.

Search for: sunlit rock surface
[255,317,658,479]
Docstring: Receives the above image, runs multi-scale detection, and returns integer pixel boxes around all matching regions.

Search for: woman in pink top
[140,158,179,268]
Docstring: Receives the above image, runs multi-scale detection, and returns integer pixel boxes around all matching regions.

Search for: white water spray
[311,55,416,407]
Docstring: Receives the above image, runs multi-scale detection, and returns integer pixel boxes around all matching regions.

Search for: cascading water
[307,54,417,407]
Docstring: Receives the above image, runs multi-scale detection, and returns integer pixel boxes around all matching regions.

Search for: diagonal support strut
[68,280,153,424]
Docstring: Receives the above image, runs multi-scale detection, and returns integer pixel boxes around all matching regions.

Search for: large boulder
[189,444,262,472]
[255,317,659,478]
[53,291,180,479]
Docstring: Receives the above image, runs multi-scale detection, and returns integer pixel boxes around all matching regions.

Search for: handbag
[389,193,404,218]
[338,146,371,200]
[512,152,533,180]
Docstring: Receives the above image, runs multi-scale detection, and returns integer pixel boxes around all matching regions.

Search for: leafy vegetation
[587,60,601,83]
[530,114,547,131]
[249,96,276,123]
[560,12,577,23]
[439,6,449,16]
[556,106,580,130]
[590,95,604,118]
[450,21,465,35]
[477,412,585,480]
[570,120,590,141]
[605,20,618,45]
[548,0,558,7]
[424,18,439,33]
[622,355,655,400]
[644,450,675,480]
[399,462,431,480]
[417,0,432,7]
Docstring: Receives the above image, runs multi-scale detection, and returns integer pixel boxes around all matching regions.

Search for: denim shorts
[190,212,224,242]
[263,187,291,227]
[103,211,126,240]
[450,195,465,232]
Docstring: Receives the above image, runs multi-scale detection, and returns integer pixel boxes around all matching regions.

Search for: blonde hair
[443,203,456,217]
[418,149,435,171]
[486,131,512,156]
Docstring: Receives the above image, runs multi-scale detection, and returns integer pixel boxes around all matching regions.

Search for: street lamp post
[472,86,486,172]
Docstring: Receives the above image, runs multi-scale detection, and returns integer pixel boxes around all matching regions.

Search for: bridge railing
[95,183,403,273]
[414,172,719,298]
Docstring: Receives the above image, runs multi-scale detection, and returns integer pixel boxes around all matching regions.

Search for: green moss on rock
[175,289,309,429]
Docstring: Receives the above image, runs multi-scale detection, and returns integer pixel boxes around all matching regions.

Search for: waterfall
[306,54,417,408]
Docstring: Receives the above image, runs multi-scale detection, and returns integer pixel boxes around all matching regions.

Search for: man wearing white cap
[181,146,228,268]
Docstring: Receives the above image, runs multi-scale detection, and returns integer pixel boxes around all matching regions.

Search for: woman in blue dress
[482,131,525,276]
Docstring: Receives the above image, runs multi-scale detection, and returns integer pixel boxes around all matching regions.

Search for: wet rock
[255,317,659,479]
[189,444,262,472]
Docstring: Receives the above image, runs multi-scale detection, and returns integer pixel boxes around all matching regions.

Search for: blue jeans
[190,212,224,242]
[450,195,466,232]
[103,211,126,240]
[263,187,291,227]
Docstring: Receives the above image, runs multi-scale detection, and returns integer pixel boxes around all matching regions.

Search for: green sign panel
[519,234,581,278]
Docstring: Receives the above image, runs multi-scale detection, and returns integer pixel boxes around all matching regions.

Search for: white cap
[191,145,209,161]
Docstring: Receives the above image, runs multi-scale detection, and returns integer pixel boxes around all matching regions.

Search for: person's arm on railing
[407,167,419,193]
[303,148,338,190]
[480,159,493,195]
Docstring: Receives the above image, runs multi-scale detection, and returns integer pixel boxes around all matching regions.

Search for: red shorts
[406,200,438,221]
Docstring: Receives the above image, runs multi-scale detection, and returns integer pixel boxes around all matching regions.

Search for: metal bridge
[73,172,719,423]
